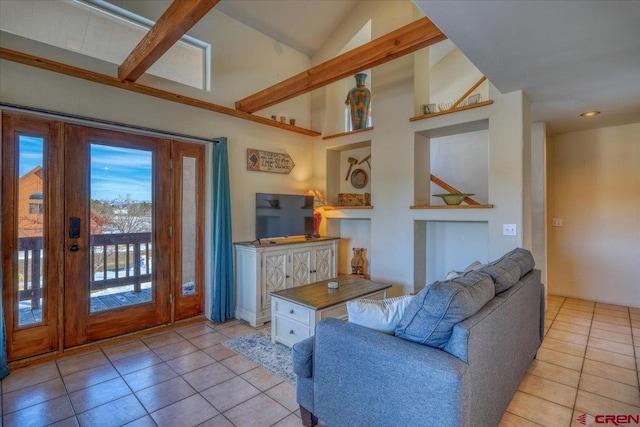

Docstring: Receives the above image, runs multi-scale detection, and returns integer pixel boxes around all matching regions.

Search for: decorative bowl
[433,193,474,205]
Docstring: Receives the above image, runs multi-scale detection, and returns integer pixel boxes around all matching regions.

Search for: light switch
[503,224,517,236]
[552,218,563,227]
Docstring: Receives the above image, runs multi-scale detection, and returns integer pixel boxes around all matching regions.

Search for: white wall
[547,123,640,308]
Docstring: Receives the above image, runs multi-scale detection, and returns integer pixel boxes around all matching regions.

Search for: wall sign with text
[247,149,295,174]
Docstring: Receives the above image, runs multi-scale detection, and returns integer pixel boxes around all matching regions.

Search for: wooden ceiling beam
[118,0,219,82]
[1,47,320,137]
[235,17,447,113]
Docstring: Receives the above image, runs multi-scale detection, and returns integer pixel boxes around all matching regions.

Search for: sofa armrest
[292,336,314,378]
[313,318,470,427]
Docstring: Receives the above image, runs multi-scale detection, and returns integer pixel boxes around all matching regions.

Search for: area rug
[223,328,296,384]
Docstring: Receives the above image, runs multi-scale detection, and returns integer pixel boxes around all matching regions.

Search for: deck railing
[18,232,152,309]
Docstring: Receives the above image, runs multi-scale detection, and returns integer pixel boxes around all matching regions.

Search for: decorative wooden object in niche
[411,76,492,122]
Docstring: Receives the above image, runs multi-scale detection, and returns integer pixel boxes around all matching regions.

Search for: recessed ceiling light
[580,111,601,117]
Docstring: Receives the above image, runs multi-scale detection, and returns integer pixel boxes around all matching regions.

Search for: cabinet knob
[289,309,294,314]
[286,275,290,278]
[289,330,295,335]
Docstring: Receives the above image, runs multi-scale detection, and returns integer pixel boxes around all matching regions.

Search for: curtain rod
[0,102,220,144]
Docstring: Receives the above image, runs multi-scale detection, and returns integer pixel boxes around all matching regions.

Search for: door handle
[69,217,81,238]
[69,244,80,252]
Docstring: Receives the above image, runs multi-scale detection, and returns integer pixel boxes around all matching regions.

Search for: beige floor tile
[2,395,75,427]
[563,303,594,313]
[122,362,178,392]
[152,340,199,361]
[558,308,593,320]
[499,412,543,427]
[220,354,259,375]
[585,346,637,370]
[142,331,186,349]
[203,343,237,361]
[150,394,218,427]
[62,363,120,393]
[596,302,629,313]
[550,320,590,336]
[546,328,589,346]
[265,381,298,412]
[241,367,284,392]
[505,391,573,426]
[223,394,290,427]
[76,395,147,426]
[527,360,581,388]
[201,376,261,413]
[588,336,635,357]
[631,312,640,321]
[198,414,236,427]
[188,331,229,349]
[122,415,156,427]
[135,376,196,413]
[544,325,551,337]
[633,319,640,329]
[545,312,557,322]
[547,300,562,309]
[218,324,257,338]
[546,307,559,316]
[2,377,67,415]
[592,319,632,335]
[589,327,633,345]
[182,362,236,392]
[536,347,584,371]
[594,313,631,327]
[111,350,163,376]
[574,390,640,419]
[578,373,640,407]
[272,413,304,427]
[518,374,577,408]
[0,363,60,393]
[540,336,586,357]
[595,307,630,319]
[165,350,216,375]
[50,416,81,427]
[554,313,592,327]
[68,377,132,413]
[565,298,595,307]
[582,359,638,387]
[630,306,640,314]
[174,322,215,339]
[57,350,110,376]
[547,295,565,302]
[102,340,150,362]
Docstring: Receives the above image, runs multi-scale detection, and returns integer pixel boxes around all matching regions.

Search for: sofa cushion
[480,258,521,293]
[347,295,414,334]
[394,271,495,348]
[505,248,535,277]
[292,336,314,378]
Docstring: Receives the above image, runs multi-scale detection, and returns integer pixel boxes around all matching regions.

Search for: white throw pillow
[347,295,414,334]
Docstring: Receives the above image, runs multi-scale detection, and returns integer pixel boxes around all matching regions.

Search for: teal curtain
[0,209,10,378]
[211,137,234,322]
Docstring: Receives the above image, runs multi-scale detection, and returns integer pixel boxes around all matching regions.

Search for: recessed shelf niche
[327,218,371,276]
[326,140,372,208]
[413,119,490,208]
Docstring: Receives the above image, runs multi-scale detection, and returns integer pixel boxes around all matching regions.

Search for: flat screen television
[256,193,314,240]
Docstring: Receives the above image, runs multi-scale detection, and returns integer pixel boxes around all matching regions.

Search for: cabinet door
[314,245,334,281]
[290,248,312,287]
[261,250,288,311]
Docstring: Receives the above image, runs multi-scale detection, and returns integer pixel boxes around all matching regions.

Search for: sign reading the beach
[247,149,295,174]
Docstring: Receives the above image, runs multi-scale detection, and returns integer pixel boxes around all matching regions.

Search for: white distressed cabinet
[234,237,339,326]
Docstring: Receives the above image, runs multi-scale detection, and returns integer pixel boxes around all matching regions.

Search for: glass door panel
[89,144,154,313]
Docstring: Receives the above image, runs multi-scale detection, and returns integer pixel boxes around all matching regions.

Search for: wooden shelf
[410,100,493,122]
[410,204,493,209]
[323,127,373,140]
[324,206,373,210]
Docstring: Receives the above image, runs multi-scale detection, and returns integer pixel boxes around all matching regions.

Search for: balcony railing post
[133,243,141,293]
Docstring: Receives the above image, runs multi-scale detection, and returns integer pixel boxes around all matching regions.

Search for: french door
[2,113,205,360]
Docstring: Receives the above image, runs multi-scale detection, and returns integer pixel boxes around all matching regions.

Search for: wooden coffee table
[270,276,391,347]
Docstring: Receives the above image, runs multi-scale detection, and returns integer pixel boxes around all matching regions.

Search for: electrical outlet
[552,218,563,227]
[503,224,517,236]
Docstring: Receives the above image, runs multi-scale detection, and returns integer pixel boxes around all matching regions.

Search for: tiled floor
[1,295,639,427]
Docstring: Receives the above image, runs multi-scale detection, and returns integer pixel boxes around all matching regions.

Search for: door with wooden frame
[63,125,173,347]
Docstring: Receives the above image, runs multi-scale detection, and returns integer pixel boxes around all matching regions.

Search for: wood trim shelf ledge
[410,100,493,122]
[322,127,373,140]
[323,206,373,210]
[410,204,494,209]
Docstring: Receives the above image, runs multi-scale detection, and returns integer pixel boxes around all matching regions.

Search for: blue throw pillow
[480,258,521,294]
[505,248,535,277]
[395,271,495,348]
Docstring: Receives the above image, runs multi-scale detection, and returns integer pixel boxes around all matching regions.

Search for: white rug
[223,328,296,384]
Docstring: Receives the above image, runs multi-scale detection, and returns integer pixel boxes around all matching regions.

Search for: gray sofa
[292,248,545,427]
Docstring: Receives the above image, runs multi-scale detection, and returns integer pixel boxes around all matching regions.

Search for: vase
[345,73,371,130]
[351,248,365,275]
[312,210,322,237]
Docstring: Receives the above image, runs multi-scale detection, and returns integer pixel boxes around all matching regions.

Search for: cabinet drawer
[274,316,311,346]
[273,298,311,325]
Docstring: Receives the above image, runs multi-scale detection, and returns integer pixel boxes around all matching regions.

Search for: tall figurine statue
[345,73,371,130]
[351,248,365,275]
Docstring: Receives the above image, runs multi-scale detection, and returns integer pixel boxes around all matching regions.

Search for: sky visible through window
[19,136,152,202]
